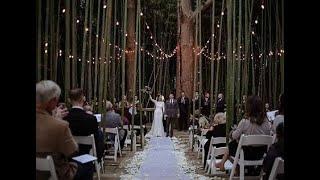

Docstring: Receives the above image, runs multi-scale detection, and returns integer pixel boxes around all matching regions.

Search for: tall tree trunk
[121,0,128,118]
[50,0,54,80]
[36,0,42,81]
[280,0,284,93]
[126,0,136,96]
[64,0,71,100]
[236,0,242,116]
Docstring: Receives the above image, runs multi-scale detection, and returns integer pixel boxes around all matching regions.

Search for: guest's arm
[149,95,157,104]
[232,120,244,140]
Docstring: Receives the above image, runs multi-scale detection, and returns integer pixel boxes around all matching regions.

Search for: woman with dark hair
[215,95,271,172]
[273,94,284,132]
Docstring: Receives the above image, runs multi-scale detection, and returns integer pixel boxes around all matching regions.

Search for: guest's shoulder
[51,117,70,129]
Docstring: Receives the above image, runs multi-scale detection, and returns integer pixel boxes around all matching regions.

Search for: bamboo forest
[36,0,285,179]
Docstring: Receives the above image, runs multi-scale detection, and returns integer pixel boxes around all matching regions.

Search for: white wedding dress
[145,97,166,137]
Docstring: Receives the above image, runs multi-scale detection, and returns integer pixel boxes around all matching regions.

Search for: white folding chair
[104,127,122,162]
[132,125,145,148]
[268,157,284,180]
[197,129,209,158]
[204,137,230,175]
[73,134,101,180]
[229,134,273,180]
[36,155,58,180]
[123,125,137,151]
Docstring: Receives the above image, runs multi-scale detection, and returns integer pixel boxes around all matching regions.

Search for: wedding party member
[164,93,180,137]
[203,113,227,167]
[215,96,271,172]
[216,93,226,113]
[36,80,90,180]
[192,91,200,113]
[64,89,104,163]
[146,94,166,137]
[201,92,211,118]
[101,101,127,149]
[178,91,190,131]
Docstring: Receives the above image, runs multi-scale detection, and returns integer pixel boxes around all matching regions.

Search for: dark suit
[216,98,226,113]
[201,98,211,117]
[178,96,189,131]
[165,99,179,137]
[64,108,99,155]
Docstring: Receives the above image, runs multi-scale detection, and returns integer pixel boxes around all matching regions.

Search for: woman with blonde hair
[203,112,227,167]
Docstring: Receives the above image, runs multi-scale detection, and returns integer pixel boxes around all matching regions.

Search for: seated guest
[273,94,284,132]
[263,122,284,180]
[64,88,104,165]
[216,95,271,173]
[203,113,227,167]
[36,80,89,180]
[101,101,127,149]
[265,103,271,112]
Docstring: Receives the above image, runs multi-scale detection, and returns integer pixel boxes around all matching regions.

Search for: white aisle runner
[135,137,190,179]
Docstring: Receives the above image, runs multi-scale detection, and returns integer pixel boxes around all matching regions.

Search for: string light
[116,21,119,26]
[125,33,128,37]
[78,58,81,62]
[146,25,149,29]
[45,43,48,47]
[217,24,220,28]
[45,50,48,54]
[261,5,265,9]
[221,12,224,16]
[255,20,258,24]
[103,5,107,9]
[62,9,65,13]
[76,19,79,23]
[85,28,89,32]
[150,36,153,39]
[252,31,255,35]
[140,12,143,16]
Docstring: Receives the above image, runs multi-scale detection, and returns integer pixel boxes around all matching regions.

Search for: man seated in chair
[36,80,92,180]
[64,88,104,163]
[101,101,127,150]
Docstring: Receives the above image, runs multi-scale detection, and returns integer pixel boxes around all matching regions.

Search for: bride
[145,94,166,137]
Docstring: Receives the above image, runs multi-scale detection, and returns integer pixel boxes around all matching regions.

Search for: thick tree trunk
[177,0,195,99]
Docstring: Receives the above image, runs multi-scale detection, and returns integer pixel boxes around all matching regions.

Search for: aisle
[135,137,190,179]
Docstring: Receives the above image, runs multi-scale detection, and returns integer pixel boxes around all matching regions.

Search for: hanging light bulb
[116,21,119,26]
[103,5,107,8]
[261,5,265,9]
[85,28,89,31]
[217,24,220,28]
[150,36,153,39]
[147,25,150,29]
[125,33,128,37]
[76,19,80,23]
[44,50,48,54]
[140,12,143,16]
[62,9,65,13]
[221,12,224,16]
[78,58,81,61]
[255,20,258,24]
[252,31,255,35]
[45,43,48,47]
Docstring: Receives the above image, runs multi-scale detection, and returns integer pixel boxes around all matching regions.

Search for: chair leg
[95,161,101,180]
[240,163,244,180]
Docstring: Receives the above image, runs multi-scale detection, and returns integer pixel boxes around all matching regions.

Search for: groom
[164,93,179,137]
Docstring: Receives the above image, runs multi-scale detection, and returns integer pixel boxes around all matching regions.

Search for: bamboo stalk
[199,0,202,112]
[87,0,93,101]
[280,0,284,93]
[93,0,101,104]
[98,0,107,112]
[214,0,225,111]
[121,0,128,119]
[53,0,61,82]
[81,0,90,89]
[210,0,215,116]
[111,0,117,104]
[236,0,242,119]
[71,0,77,89]
[64,0,71,100]
[44,0,49,80]
[50,0,54,80]
[36,0,42,81]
